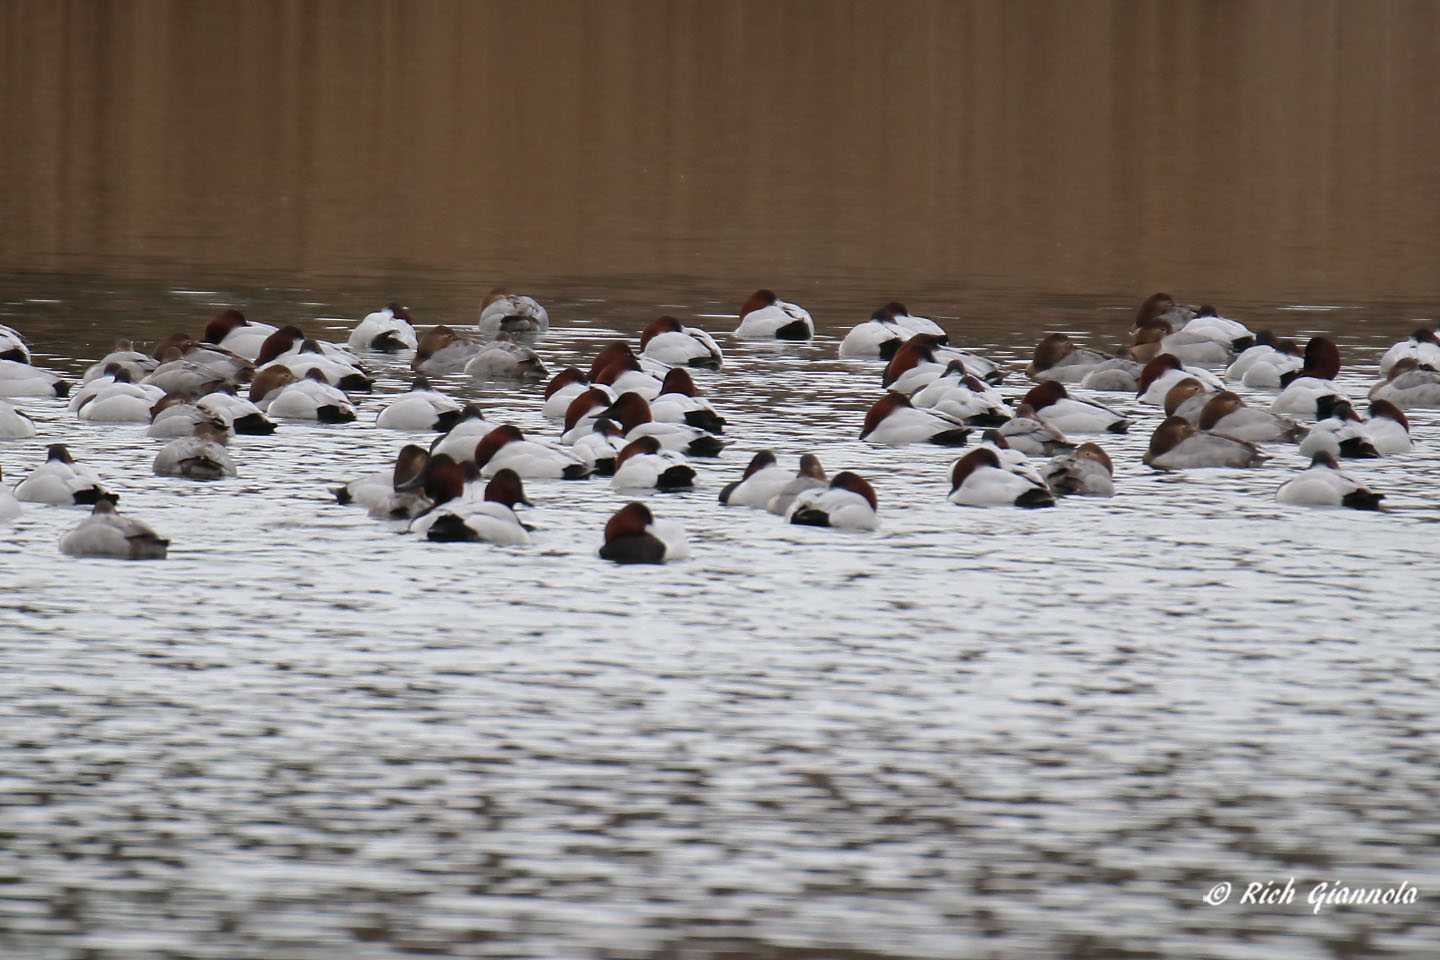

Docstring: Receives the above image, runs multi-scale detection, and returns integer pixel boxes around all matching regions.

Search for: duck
[1298,398,1381,459]
[414,468,533,545]
[0,399,37,439]
[15,444,114,505]
[0,358,69,398]
[541,367,592,420]
[734,289,814,340]
[1143,416,1266,469]
[0,324,30,363]
[1275,452,1384,509]
[1078,357,1143,393]
[640,315,723,368]
[477,288,549,336]
[649,367,725,433]
[718,450,795,507]
[996,403,1073,457]
[263,369,358,422]
[202,309,279,360]
[859,392,970,446]
[597,501,689,563]
[375,377,464,432]
[1195,392,1307,444]
[610,435,696,491]
[348,303,419,352]
[254,325,363,369]
[1133,296,1254,363]
[1225,331,1304,388]
[1020,380,1128,434]
[947,445,1055,508]
[464,333,548,380]
[195,389,277,435]
[0,466,19,520]
[599,392,726,457]
[1135,353,1225,405]
[909,360,1011,425]
[765,454,827,516]
[838,306,911,359]
[412,324,487,375]
[1270,337,1344,417]
[81,341,157,383]
[472,424,591,479]
[153,423,238,480]
[141,352,234,396]
[882,333,953,394]
[592,349,664,400]
[1378,327,1440,377]
[1044,442,1115,498]
[1129,292,1197,331]
[1026,333,1113,382]
[588,341,671,381]
[146,395,228,439]
[73,369,166,422]
[1367,399,1413,454]
[787,471,878,530]
[428,404,499,461]
[1162,377,1213,423]
[1367,357,1440,409]
[571,419,628,475]
[332,444,433,518]
[560,387,619,444]
[257,334,372,391]
[58,499,168,559]
[151,334,254,385]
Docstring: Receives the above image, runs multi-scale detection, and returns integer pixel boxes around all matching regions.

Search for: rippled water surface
[3,277,1440,959]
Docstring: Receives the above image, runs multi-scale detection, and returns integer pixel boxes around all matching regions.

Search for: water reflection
[3,1,1440,301]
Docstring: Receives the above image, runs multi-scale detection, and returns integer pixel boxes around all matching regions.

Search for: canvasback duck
[478,288,549,336]
[599,392,726,457]
[73,369,165,422]
[414,468,533,546]
[1044,442,1115,498]
[0,398,37,439]
[885,332,1004,392]
[883,301,947,338]
[0,466,19,520]
[412,324,486,375]
[765,454,827,516]
[1162,377,1212,423]
[473,424,591,479]
[1276,451,1384,510]
[258,334,371,391]
[1366,399,1412,454]
[147,395,228,439]
[1225,331,1304,388]
[202,309,278,360]
[1078,357,1143,392]
[15,444,114,505]
[599,501,690,564]
[59,499,167,559]
[1196,391,1306,443]
[859,391,970,446]
[82,341,157,383]
[910,360,1011,425]
[0,323,30,363]
[541,367,591,419]
[1021,380,1128,434]
[650,368,725,434]
[429,404,499,461]
[1135,353,1225,405]
[1378,327,1440,377]
[152,334,254,385]
[195,389,276,435]
[0,358,69,398]
[375,377,464,432]
[735,289,814,340]
[153,422,237,480]
[719,450,794,507]
[255,324,362,368]
[1026,333,1113,382]
[947,445,1054,508]
[788,471,879,530]
[1134,298,1254,363]
[560,386,619,444]
[610,435,696,491]
[1143,416,1266,469]
[264,369,358,422]
[248,364,296,406]
[1298,398,1380,459]
[1368,357,1440,409]
[571,418,627,475]
[640,315,723,369]
[1130,292,1196,332]
[838,306,909,359]
[593,351,664,400]
[348,303,419,353]
[588,341,671,380]
[997,402,1073,457]
[1270,337,1344,417]
[141,354,231,396]
[463,333,548,380]
[333,443,427,508]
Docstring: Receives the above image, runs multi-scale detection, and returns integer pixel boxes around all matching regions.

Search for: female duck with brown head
[1143,417,1266,470]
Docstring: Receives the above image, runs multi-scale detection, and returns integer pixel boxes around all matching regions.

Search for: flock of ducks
[1,287,1432,562]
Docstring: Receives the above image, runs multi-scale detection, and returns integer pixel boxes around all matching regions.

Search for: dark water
[3,3,1440,959]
